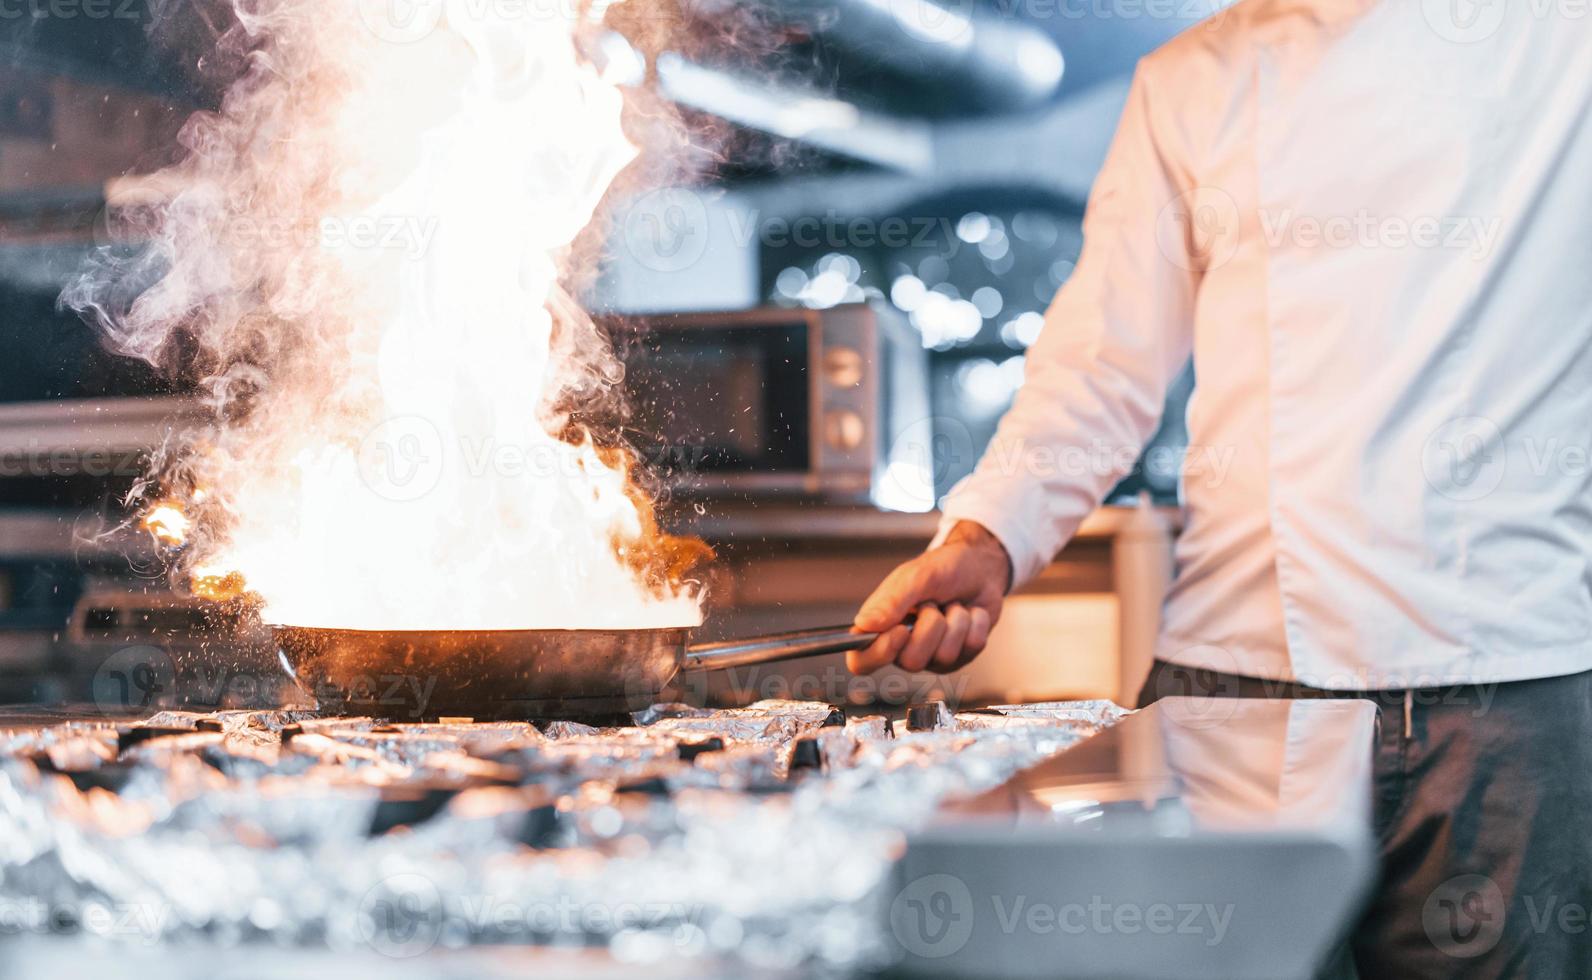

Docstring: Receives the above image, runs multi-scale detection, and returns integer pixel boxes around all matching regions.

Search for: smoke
[62,0,712,631]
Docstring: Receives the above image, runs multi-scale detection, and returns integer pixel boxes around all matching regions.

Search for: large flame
[72,0,707,630]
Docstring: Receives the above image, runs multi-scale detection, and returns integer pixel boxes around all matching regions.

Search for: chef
[851,3,1592,976]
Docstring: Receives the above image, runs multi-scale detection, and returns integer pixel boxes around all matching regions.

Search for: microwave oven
[612,304,931,504]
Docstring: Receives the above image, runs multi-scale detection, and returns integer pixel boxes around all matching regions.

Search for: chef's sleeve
[937,63,1200,588]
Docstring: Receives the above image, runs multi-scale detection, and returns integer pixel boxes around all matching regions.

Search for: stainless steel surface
[653,55,936,173]
[757,0,1065,115]
[0,699,1379,977]
[891,699,1378,979]
[0,510,154,560]
[0,943,779,980]
[0,395,201,456]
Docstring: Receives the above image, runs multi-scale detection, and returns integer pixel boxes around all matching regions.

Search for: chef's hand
[849,521,1013,675]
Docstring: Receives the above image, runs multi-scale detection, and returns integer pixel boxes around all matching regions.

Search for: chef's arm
[851,64,1199,675]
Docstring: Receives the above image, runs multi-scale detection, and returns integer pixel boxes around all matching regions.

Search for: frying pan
[274,623,888,721]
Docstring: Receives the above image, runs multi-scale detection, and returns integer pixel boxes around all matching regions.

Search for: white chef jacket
[939,0,1592,689]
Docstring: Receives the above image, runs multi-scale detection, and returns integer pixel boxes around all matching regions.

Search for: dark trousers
[1139,662,1592,980]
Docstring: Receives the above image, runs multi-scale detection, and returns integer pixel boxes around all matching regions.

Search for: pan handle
[683,625,879,672]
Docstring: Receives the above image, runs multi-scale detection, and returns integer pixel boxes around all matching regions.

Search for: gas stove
[0,698,1126,973]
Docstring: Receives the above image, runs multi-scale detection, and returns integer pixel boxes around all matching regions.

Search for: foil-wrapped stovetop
[0,699,1126,972]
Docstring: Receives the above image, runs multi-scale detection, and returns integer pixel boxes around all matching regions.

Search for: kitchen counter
[894,697,1378,978]
[0,698,1377,979]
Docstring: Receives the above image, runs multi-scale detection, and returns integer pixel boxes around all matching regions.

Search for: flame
[143,503,191,547]
[78,0,707,630]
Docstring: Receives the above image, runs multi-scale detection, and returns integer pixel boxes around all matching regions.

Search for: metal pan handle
[683,625,879,672]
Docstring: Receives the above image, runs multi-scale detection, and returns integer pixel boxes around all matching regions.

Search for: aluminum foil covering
[0,699,1127,971]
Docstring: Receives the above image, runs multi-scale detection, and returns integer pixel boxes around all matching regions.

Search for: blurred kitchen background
[0,0,1218,712]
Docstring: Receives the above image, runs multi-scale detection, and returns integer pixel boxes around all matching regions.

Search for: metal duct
[758,0,1066,116]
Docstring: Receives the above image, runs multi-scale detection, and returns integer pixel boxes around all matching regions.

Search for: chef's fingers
[931,603,971,671]
[854,562,924,633]
[897,604,947,673]
[854,554,963,633]
[847,623,910,675]
[932,606,994,675]
[965,606,993,655]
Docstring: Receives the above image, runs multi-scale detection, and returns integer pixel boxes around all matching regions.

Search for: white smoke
[63,0,707,630]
